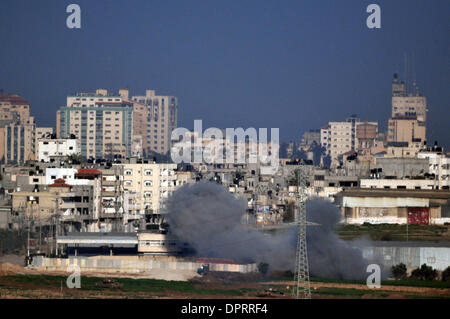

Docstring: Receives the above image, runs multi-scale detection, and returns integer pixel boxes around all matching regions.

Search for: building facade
[126,89,178,156]
[56,89,134,159]
[38,138,79,162]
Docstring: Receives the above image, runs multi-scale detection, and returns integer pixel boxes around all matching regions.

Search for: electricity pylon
[292,165,311,299]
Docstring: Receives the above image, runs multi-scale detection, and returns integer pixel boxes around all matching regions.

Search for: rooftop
[337,188,450,200]
[0,94,29,105]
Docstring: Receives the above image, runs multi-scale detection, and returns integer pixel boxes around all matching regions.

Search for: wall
[363,246,450,271]
[31,255,257,274]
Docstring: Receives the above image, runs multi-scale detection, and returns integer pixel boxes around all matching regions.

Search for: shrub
[441,266,450,282]
[391,263,407,280]
[410,264,438,281]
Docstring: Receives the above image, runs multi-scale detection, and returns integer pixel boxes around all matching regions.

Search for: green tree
[441,266,450,282]
[391,263,407,280]
[67,153,83,164]
[410,264,438,281]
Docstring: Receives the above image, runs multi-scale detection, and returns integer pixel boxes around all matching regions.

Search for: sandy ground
[0,254,25,266]
[0,257,449,299]
[264,281,450,297]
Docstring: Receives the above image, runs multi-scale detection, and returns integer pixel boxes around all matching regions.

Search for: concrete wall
[363,246,450,271]
[375,157,428,178]
[31,255,257,274]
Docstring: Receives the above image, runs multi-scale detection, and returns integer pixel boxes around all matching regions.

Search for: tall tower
[292,165,311,299]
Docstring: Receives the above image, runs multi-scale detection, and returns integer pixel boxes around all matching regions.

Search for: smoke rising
[165,181,374,280]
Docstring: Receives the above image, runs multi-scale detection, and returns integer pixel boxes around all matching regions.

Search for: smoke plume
[165,181,374,280]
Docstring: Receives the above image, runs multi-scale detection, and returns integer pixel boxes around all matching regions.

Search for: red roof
[76,168,102,175]
[49,178,71,188]
[0,94,29,105]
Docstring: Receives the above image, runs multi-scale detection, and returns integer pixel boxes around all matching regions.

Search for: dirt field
[0,261,449,299]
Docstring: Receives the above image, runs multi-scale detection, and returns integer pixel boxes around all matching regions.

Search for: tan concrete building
[119,162,177,214]
[0,94,33,163]
[387,75,428,149]
[387,117,426,145]
[0,94,30,123]
[3,117,36,164]
[124,89,178,156]
[391,77,427,123]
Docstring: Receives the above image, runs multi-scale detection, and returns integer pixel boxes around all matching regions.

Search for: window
[144,191,152,198]
[144,169,153,176]
[125,169,132,175]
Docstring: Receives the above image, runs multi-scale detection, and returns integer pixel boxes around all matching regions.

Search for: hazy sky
[1,0,448,147]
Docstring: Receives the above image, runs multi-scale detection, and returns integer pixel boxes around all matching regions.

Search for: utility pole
[26,208,30,264]
[292,165,311,299]
[406,212,409,242]
[255,183,269,229]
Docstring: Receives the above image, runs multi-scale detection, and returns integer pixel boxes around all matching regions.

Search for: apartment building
[391,76,427,123]
[119,162,177,214]
[56,89,134,159]
[34,127,54,158]
[0,94,34,164]
[0,94,30,123]
[418,145,450,190]
[388,75,428,148]
[3,117,36,164]
[124,89,178,156]
[321,116,358,167]
[387,117,426,145]
[38,137,79,162]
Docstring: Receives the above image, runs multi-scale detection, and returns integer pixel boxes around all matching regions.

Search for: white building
[321,116,359,167]
[418,147,450,190]
[45,167,90,186]
[360,178,439,190]
[38,138,79,162]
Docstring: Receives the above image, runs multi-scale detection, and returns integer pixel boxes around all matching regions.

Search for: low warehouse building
[335,188,450,224]
[57,232,184,256]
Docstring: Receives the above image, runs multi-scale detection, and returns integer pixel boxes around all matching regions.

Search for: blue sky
[1,0,449,147]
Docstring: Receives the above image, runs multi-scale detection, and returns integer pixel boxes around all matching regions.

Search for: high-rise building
[122,89,178,156]
[0,94,33,163]
[0,94,30,123]
[56,89,134,159]
[3,117,36,164]
[388,74,427,147]
[321,116,360,167]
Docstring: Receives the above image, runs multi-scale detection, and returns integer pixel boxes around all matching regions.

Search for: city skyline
[0,0,449,148]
